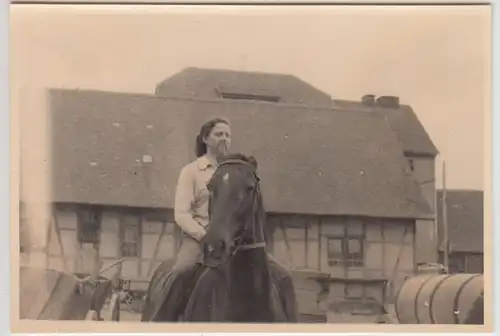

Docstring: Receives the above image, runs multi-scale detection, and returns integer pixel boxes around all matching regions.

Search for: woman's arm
[174,165,206,242]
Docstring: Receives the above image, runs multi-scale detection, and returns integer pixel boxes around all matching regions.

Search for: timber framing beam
[146,220,167,276]
[52,212,69,272]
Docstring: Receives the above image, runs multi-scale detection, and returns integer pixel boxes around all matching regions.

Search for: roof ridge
[334,98,412,109]
[49,87,378,117]
[183,66,295,77]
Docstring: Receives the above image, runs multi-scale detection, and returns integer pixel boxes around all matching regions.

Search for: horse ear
[248,156,258,170]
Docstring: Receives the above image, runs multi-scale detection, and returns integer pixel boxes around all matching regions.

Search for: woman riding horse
[141,117,298,322]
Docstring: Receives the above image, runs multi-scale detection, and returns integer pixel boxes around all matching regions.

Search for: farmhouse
[436,189,484,274]
[333,97,439,265]
[20,67,438,321]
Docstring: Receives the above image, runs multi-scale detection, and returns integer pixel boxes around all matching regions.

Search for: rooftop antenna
[442,161,450,273]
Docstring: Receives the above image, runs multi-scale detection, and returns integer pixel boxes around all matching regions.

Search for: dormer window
[219,92,280,103]
[215,86,281,103]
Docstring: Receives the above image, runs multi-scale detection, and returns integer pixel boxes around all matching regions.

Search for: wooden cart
[19,259,124,321]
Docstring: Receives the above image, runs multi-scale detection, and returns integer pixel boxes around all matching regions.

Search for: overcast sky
[10,4,490,190]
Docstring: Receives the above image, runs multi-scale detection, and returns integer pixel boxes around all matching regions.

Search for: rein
[236,242,266,251]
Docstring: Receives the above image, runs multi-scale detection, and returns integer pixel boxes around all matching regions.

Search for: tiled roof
[334,99,439,158]
[156,68,437,157]
[48,89,432,219]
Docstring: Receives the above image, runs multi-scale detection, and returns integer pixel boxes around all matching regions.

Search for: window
[77,209,101,244]
[121,214,140,257]
[327,238,343,264]
[327,237,364,267]
[347,239,363,265]
[327,218,365,267]
[219,92,281,103]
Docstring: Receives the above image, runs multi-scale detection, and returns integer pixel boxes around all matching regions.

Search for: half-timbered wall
[408,156,438,264]
[21,201,417,311]
[43,204,181,290]
[270,215,416,305]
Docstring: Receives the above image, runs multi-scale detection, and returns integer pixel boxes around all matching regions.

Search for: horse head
[201,153,264,268]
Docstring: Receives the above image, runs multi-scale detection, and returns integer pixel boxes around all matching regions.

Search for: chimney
[376,95,400,108]
[361,94,376,106]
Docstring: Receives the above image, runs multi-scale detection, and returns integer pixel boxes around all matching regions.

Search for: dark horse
[141,153,299,322]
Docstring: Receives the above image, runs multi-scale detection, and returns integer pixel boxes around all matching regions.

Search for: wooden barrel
[19,266,111,320]
[395,273,483,324]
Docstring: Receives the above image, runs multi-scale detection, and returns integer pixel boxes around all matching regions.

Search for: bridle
[206,159,267,257]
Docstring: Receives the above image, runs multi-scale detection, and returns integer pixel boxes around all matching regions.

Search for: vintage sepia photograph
[10,3,492,332]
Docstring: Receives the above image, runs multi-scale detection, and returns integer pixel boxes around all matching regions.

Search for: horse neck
[227,192,273,322]
[228,248,272,321]
[241,189,266,244]
[233,188,269,273]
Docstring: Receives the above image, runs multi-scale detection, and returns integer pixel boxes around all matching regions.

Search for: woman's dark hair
[195,117,230,157]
